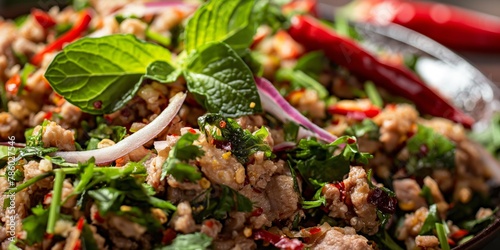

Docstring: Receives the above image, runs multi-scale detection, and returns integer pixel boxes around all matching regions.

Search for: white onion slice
[54,92,186,164]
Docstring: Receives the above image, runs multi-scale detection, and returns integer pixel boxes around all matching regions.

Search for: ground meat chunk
[397,207,428,240]
[171,201,197,234]
[197,139,245,190]
[393,178,427,211]
[108,215,147,240]
[415,235,439,249]
[0,112,22,140]
[423,176,449,219]
[119,18,147,39]
[373,104,418,152]
[32,121,75,151]
[265,175,299,220]
[311,226,372,250]
[246,152,284,189]
[200,219,223,238]
[58,102,82,128]
[323,167,380,235]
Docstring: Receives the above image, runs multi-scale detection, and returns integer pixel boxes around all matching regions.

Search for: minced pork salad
[0,0,498,249]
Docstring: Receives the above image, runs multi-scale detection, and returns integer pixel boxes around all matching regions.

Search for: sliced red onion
[273,141,297,152]
[255,77,337,143]
[54,92,186,164]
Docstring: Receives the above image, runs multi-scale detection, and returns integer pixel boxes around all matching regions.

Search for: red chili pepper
[450,229,469,241]
[76,217,85,231]
[328,104,381,120]
[73,239,82,250]
[162,228,177,245]
[5,74,21,95]
[351,0,500,53]
[31,10,92,66]
[254,229,304,250]
[31,9,56,29]
[288,15,474,128]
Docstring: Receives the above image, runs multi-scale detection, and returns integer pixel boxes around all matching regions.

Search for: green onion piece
[146,29,171,47]
[458,235,474,245]
[364,81,383,108]
[0,80,8,112]
[46,170,65,234]
[18,63,36,96]
[436,222,451,250]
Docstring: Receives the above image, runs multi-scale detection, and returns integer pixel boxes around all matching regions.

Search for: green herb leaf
[88,187,124,215]
[161,133,204,182]
[344,119,380,140]
[288,136,372,187]
[18,63,36,96]
[405,125,455,175]
[198,114,272,164]
[184,41,261,117]
[419,204,439,235]
[184,0,256,53]
[364,81,383,108]
[44,35,172,114]
[84,117,127,149]
[145,61,182,83]
[277,68,329,100]
[284,122,300,142]
[81,224,99,250]
[22,205,49,245]
[471,113,500,158]
[462,207,498,234]
[301,185,326,209]
[193,185,253,221]
[160,232,212,250]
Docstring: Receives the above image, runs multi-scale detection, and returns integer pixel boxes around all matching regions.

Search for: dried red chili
[288,15,474,128]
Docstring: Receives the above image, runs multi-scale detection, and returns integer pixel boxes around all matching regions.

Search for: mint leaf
[184,42,261,116]
[184,0,256,53]
[161,133,204,182]
[44,35,173,114]
[198,114,272,164]
[145,61,182,83]
[160,232,212,250]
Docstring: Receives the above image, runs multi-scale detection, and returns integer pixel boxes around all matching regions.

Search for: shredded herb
[198,114,273,164]
[404,125,455,175]
[364,81,383,108]
[161,133,204,182]
[192,185,253,222]
[159,232,212,250]
[301,185,326,209]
